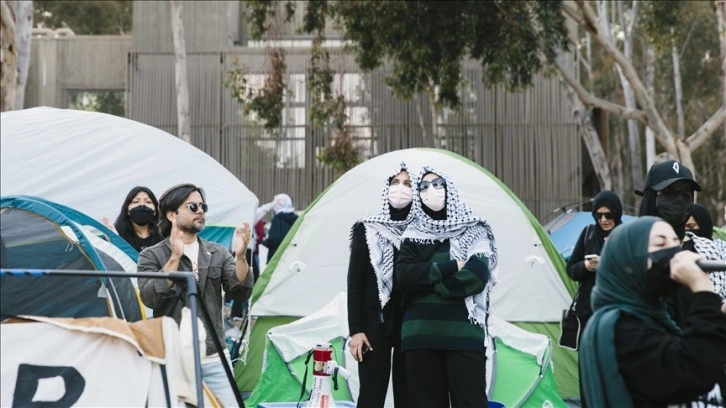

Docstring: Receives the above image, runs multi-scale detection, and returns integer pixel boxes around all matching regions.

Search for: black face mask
[646,246,682,297]
[656,191,692,226]
[129,205,155,226]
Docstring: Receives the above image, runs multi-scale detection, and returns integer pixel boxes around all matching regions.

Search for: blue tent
[1,195,145,321]
[546,211,637,261]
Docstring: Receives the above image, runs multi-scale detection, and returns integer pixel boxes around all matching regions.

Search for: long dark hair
[158,183,206,237]
[638,189,658,217]
[114,186,160,238]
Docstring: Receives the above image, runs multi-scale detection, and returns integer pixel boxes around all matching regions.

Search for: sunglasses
[595,212,614,220]
[184,202,208,213]
[418,177,446,192]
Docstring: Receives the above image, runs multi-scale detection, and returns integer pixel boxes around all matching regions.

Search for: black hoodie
[263,211,298,262]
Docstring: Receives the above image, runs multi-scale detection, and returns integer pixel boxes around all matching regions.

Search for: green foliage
[308,32,360,175]
[244,0,296,40]
[325,1,569,108]
[69,91,125,117]
[34,1,132,35]
[243,1,570,108]
[316,127,361,177]
[640,1,686,49]
[223,49,290,131]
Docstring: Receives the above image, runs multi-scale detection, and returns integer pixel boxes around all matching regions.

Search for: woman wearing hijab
[580,217,726,407]
[347,163,415,408]
[566,191,623,406]
[105,186,162,253]
[262,193,298,262]
[396,166,497,407]
[567,190,624,339]
[686,203,714,240]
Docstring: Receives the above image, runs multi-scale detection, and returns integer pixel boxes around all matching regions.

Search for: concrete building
[23,1,589,220]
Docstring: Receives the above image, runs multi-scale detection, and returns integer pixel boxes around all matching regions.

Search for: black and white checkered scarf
[402,166,499,330]
[357,163,418,309]
[687,231,726,303]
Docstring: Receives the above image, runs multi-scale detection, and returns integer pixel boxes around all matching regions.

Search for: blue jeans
[202,358,238,407]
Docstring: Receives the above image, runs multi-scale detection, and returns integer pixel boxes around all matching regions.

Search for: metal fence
[127,48,581,220]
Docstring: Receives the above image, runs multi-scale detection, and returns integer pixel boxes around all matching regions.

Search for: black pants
[356,332,407,408]
[405,349,488,408]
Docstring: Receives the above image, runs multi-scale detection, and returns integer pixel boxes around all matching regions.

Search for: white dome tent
[1,107,258,249]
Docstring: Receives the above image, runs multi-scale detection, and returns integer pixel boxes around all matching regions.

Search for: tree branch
[554,54,647,122]
[570,0,677,153]
[0,1,15,33]
[686,105,726,150]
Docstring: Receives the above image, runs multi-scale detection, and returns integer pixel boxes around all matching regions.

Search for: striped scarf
[357,163,417,308]
[402,166,498,330]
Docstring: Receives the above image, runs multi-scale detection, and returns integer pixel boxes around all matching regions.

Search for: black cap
[642,160,701,193]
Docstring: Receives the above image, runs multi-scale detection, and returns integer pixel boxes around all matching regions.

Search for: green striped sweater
[396,239,490,352]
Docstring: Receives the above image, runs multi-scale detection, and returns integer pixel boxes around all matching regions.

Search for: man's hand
[100,216,117,233]
[234,222,252,260]
[169,220,184,259]
[163,219,185,286]
[349,332,372,363]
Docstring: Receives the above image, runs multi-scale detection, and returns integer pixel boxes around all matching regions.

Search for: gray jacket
[137,237,254,356]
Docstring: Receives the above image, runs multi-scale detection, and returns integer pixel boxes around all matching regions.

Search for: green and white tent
[238,148,578,398]
[248,293,566,407]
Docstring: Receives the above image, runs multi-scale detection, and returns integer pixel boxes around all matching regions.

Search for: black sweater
[346,223,402,339]
[615,292,726,407]
[566,224,605,318]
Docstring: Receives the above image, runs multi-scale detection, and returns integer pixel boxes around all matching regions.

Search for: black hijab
[689,203,713,240]
[591,190,623,237]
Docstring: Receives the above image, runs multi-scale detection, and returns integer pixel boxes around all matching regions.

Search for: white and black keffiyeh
[356,162,418,309]
[402,165,499,331]
[687,232,726,303]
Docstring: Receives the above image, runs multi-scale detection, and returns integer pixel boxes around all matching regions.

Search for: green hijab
[580,216,681,407]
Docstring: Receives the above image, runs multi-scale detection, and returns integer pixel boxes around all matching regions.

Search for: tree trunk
[563,79,613,190]
[1,0,17,112]
[171,0,191,143]
[429,92,440,149]
[599,0,642,192]
[415,96,429,147]
[644,44,656,170]
[619,1,643,192]
[13,0,31,110]
[717,0,726,140]
[672,44,685,137]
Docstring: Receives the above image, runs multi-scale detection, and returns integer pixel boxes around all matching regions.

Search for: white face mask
[420,187,446,212]
[388,183,413,209]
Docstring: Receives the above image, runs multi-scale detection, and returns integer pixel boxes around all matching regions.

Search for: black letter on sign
[12,364,85,407]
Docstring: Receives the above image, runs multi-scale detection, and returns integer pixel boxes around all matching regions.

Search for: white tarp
[263,293,553,406]
[252,148,571,322]
[0,316,195,407]
[0,107,258,229]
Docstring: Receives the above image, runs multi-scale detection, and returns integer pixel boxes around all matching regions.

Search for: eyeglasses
[595,212,614,220]
[418,177,446,192]
[184,202,208,213]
